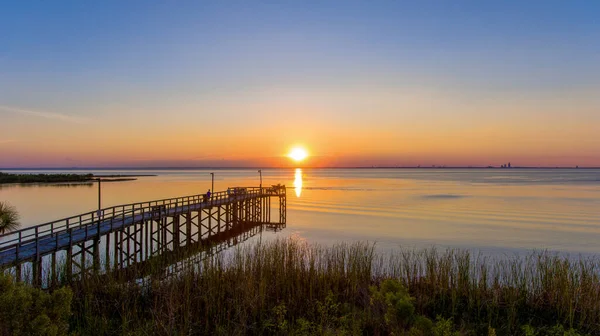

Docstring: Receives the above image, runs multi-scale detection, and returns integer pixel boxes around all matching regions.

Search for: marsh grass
[43,239,597,335]
[2,239,598,334]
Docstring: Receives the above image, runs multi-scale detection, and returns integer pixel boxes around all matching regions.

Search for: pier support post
[173,216,180,248]
[233,202,238,227]
[66,230,73,282]
[144,219,150,259]
[208,207,212,237]
[67,247,73,282]
[186,212,192,246]
[93,238,100,273]
[32,258,42,287]
[114,230,120,269]
[217,207,222,233]
[126,226,132,267]
[15,264,21,282]
[279,195,286,224]
[106,232,111,271]
[51,253,57,287]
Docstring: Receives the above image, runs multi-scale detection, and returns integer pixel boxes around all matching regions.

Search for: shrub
[0,274,72,336]
[409,316,434,336]
[370,279,416,330]
[433,316,459,336]
[522,324,537,336]
[545,324,583,336]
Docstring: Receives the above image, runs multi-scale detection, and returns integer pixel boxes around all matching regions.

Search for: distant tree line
[0,172,94,184]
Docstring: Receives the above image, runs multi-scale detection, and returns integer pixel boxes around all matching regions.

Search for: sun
[288,147,308,162]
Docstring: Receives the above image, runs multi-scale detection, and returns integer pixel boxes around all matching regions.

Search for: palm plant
[0,201,20,234]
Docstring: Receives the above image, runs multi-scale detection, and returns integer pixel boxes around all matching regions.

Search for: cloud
[0,139,16,145]
[0,105,89,124]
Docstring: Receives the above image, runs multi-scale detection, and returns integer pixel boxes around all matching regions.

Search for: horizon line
[1,166,598,170]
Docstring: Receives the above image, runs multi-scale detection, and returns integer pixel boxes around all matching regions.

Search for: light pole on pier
[210,172,214,193]
[96,178,102,216]
[258,169,262,189]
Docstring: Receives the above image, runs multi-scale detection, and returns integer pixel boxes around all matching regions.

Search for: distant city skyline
[1,2,599,168]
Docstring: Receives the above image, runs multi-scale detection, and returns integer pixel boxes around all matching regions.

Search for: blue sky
[1,1,599,167]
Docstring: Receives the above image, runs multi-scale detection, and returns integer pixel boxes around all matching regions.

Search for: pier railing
[0,185,286,260]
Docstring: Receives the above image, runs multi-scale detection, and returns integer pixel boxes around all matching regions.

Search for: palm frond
[0,201,20,234]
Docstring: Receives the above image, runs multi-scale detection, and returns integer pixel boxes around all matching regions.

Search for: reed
[2,239,599,335]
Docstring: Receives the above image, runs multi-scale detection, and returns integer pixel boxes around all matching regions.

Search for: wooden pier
[0,185,286,287]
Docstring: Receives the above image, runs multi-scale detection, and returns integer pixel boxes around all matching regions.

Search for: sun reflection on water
[294,168,303,197]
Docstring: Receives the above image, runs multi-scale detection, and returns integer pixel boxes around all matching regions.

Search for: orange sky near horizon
[1,86,598,168]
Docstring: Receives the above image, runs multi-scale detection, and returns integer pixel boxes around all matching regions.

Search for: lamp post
[210,172,214,193]
[258,169,262,189]
[98,179,101,210]
[96,178,102,218]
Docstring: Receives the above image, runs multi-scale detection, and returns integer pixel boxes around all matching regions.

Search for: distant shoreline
[93,174,157,177]
[1,166,598,170]
[0,172,155,184]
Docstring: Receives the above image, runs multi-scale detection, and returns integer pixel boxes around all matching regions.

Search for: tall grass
[382,248,600,333]
[50,239,599,335]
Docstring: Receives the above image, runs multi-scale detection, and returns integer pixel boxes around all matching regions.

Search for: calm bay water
[1,168,599,256]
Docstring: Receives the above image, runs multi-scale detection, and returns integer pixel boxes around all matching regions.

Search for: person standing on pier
[205,189,211,203]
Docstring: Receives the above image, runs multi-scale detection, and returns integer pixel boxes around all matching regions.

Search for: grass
[2,239,600,335]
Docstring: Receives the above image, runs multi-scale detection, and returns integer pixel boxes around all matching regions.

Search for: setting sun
[288,147,309,162]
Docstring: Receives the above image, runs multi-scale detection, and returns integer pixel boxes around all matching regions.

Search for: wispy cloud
[0,105,89,124]
[0,139,16,145]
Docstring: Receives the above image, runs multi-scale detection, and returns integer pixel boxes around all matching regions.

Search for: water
[1,168,599,256]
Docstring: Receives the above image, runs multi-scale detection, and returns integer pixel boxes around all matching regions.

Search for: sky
[1,1,599,168]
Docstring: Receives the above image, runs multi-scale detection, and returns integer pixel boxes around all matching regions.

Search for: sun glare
[288,147,308,162]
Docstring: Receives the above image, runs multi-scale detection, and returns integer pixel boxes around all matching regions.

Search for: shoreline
[0,172,155,184]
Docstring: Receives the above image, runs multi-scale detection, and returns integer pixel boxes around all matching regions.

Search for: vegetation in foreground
[0,275,72,335]
[2,239,600,335]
